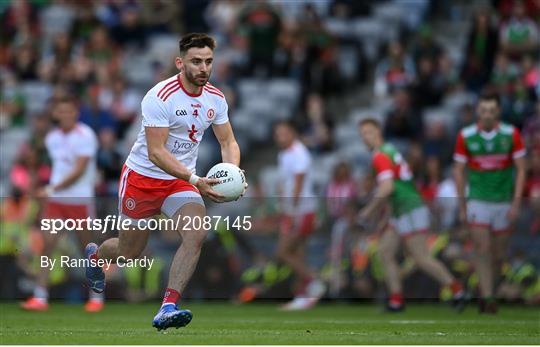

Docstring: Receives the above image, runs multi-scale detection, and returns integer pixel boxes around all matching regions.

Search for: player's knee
[118,248,143,260]
[182,230,207,249]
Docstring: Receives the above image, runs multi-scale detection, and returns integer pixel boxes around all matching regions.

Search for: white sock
[33,286,48,302]
[89,290,104,302]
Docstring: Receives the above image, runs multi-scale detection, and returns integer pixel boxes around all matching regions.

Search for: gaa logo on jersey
[125,198,136,211]
[207,108,215,119]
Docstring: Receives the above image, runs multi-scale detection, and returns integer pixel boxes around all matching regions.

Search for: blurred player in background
[274,121,325,310]
[357,118,465,312]
[453,91,526,314]
[84,33,245,330]
[21,96,102,312]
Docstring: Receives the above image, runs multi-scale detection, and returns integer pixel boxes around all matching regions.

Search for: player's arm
[292,173,305,207]
[359,153,394,220]
[50,156,90,192]
[453,132,469,223]
[146,127,224,202]
[511,156,526,209]
[509,129,527,221]
[212,121,240,167]
[146,127,193,181]
[360,177,394,219]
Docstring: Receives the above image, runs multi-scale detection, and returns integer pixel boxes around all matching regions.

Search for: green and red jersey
[453,122,526,202]
[371,143,424,216]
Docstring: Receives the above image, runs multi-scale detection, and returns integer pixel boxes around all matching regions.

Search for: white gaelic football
[206,163,246,202]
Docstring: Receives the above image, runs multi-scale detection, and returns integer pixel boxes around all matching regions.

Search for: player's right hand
[196,177,225,203]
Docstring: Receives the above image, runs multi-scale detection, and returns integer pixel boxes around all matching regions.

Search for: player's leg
[276,232,313,282]
[486,203,512,314]
[153,192,206,330]
[74,203,106,312]
[166,202,207,296]
[21,230,60,310]
[491,203,513,287]
[378,226,403,311]
[404,234,455,286]
[402,206,465,308]
[467,200,497,313]
[96,226,150,262]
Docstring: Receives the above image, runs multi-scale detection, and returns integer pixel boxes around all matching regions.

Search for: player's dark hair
[53,95,77,107]
[179,33,216,55]
[478,90,500,106]
[358,117,381,129]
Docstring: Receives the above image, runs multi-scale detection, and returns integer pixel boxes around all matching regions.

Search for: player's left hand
[507,202,520,223]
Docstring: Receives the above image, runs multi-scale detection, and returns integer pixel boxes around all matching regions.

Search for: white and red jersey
[126,74,229,179]
[277,140,316,214]
[45,122,98,199]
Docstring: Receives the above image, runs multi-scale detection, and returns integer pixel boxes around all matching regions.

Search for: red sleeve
[512,128,526,159]
[453,132,469,163]
[372,152,394,182]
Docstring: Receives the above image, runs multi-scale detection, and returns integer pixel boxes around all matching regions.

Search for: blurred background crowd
[1,0,539,305]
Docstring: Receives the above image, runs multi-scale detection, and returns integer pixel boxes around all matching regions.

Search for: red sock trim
[162,288,180,305]
[451,280,463,295]
[390,293,404,305]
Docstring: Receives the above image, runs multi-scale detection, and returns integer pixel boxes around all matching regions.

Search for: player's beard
[185,70,209,87]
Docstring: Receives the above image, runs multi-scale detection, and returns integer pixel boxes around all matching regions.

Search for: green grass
[0,301,539,344]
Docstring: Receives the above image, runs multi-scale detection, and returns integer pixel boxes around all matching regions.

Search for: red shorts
[118,165,201,219]
[42,201,94,220]
[280,212,317,237]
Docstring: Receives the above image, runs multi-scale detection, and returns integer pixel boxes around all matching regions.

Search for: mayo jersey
[277,140,317,214]
[126,74,229,179]
[371,143,424,216]
[45,122,98,199]
[453,122,525,202]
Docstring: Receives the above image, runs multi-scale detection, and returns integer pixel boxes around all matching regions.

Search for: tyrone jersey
[45,122,98,199]
[453,122,526,202]
[371,143,424,216]
[126,74,229,179]
[277,140,317,214]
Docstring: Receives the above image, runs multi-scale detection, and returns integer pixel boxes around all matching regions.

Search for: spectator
[499,0,539,60]
[326,161,357,220]
[0,75,26,129]
[300,93,334,152]
[374,41,416,99]
[411,55,446,109]
[490,52,520,93]
[110,4,147,50]
[79,85,117,136]
[383,88,423,141]
[501,78,535,129]
[237,1,282,77]
[9,146,50,194]
[461,9,499,92]
[411,24,443,65]
[11,43,39,81]
[141,0,180,35]
[96,128,123,196]
[98,77,140,139]
[39,32,74,83]
[526,149,540,235]
[417,156,442,205]
[522,101,540,149]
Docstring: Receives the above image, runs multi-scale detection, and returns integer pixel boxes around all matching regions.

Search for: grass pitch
[0,301,538,344]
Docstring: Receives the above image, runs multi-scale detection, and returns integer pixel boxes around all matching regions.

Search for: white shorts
[467,200,511,233]
[390,206,430,237]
